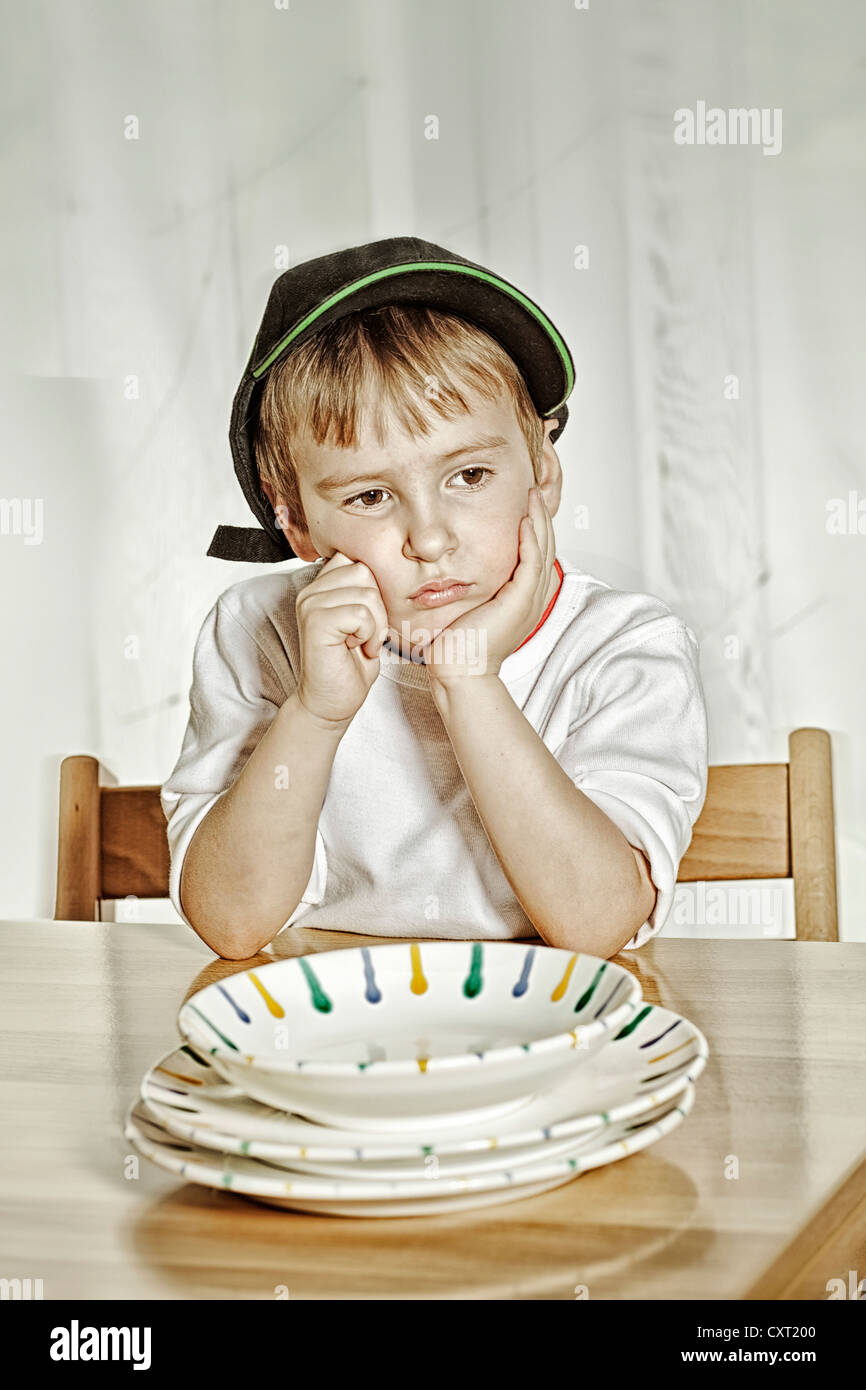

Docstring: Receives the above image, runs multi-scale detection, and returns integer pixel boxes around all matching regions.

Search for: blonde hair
[253,303,545,533]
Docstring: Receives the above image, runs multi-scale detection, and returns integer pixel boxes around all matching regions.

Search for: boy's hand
[295,552,391,726]
[419,487,557,684]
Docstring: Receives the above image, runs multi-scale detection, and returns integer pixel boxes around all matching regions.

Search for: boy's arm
[180,692,347,959]
[429,676,656,958]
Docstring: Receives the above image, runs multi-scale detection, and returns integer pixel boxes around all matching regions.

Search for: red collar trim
[511,558,564,654]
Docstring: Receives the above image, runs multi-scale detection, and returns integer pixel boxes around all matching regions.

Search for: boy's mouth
[408,580,474,608]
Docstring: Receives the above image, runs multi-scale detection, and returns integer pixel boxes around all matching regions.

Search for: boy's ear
[260,480,322,562]
[537,418,564,518]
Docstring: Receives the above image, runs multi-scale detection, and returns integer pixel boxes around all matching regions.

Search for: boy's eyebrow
[314,433,511,495]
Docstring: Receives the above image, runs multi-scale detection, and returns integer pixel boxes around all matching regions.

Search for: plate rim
[124,1083,697,1202]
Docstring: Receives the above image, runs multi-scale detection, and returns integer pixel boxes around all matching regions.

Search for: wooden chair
[54,728,839,939]
[55,756,170,922]
[676,727,837,940]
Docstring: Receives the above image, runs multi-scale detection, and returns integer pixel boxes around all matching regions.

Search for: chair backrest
[676,727,837,940]
[55,755,170,921]
[54,727,838,939]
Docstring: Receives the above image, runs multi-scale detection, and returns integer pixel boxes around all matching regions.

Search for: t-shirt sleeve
[160,596,327,933]
[553,622,708,950]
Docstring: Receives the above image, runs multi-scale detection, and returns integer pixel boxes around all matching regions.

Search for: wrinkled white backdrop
[2,0,864,937]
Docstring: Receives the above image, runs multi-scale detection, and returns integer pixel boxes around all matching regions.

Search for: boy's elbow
[181,892,279,959]
[185,900,289,959]
[216,940,275,962]
[536,847,658,958]
[179,852,291,958]
[631,845,658,928]
[189,918,285,960]
[606,847,658,956]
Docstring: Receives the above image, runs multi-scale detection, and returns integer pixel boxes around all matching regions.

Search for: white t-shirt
[160,556,708,950]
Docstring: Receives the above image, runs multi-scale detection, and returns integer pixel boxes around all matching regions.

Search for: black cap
[208,234,575,562]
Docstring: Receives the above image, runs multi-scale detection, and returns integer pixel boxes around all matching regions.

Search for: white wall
[1,0,862,938]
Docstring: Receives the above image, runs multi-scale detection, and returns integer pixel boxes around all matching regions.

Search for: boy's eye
[453,467,490,487]
[349,489,388,509]
[344,467,493,510]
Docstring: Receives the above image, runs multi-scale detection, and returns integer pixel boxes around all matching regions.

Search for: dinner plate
[176,942,642,1129]
[262,1121,610,1181]
[144,999,708,1161]
[124,1084,696,1216]
[255,1177,577,1219]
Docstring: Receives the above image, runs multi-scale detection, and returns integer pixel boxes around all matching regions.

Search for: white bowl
[145,998,708,1159]
[177,941,642,1130]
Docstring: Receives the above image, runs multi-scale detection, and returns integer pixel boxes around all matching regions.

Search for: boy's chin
[390,620,448,648]
[402,591,487,638]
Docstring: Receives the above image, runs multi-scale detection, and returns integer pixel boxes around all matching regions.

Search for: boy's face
[263,385,563,650]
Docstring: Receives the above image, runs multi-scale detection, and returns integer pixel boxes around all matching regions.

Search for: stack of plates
[125,941,708,1217]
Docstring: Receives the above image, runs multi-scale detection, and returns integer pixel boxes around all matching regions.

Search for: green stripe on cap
[251,261,574,412]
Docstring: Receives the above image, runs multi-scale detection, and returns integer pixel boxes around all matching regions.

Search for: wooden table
[1,920,864,1300]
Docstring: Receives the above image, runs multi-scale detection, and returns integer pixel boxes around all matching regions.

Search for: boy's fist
[294,553,391,727]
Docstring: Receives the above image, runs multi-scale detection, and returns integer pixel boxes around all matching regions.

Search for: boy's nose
[401,510,460,560]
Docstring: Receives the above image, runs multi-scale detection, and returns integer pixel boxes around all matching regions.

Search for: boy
[161,235,708,960]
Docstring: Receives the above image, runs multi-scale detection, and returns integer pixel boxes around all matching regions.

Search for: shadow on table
[124,1150,703,1300]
